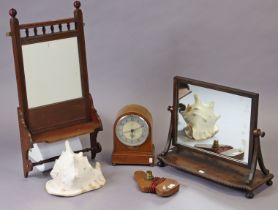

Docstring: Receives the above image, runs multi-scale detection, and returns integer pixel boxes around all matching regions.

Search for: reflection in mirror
[177,83,252,164]
[22,37,82,108]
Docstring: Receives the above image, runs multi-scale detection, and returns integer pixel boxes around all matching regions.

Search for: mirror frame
[10,2,93,135]
[172,76,259,168]
[9,1,103,177]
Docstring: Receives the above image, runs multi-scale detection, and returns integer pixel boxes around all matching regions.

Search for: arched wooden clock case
[112,104,155,166]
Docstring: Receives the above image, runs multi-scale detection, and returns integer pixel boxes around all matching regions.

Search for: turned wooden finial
[9,8,17,18]
[168,106,173,112]
[74,1,81,9]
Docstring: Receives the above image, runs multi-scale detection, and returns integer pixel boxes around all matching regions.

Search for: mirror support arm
[160,106,174,156]
[256,130,269,175]
[248,129,269,184]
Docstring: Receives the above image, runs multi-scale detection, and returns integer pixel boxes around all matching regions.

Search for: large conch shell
[45,141,106,196]
[179,94,220,140]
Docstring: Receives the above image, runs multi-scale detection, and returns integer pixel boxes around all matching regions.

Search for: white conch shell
[45,141,106,196]
[180,94,220,140]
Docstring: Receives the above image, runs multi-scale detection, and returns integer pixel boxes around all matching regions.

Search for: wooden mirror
[157,76,274,198]
[8,1,102,177]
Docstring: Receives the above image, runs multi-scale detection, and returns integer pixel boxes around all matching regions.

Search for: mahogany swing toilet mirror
[8,1,102,177]
[157,76,274,198]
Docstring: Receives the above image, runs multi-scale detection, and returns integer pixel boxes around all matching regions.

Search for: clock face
[115,114,149,147]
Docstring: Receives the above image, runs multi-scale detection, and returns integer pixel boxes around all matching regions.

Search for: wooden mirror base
[157,148,273,198]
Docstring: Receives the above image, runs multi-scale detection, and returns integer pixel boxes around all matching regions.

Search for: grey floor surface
[0,139,277,210]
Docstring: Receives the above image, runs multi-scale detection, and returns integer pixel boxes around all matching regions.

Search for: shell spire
[65,140,74,154]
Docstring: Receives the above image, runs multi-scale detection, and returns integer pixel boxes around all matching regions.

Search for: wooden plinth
[112,145,154,166]
[157,149,273,198]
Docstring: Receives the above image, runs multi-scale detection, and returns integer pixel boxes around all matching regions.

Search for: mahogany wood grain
[32,120,99,143]
[9,1,102,177]
[158,149,273,192]
[19,18,75,29]
[28,98,88,134]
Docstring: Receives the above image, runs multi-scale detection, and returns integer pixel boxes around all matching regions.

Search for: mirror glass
[176,82,252,164]
[22,37,82,108]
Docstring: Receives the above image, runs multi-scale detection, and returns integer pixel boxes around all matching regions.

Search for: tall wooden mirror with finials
[157,76,274,198]
[8,1,102,177]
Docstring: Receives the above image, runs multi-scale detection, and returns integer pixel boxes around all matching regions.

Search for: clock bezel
[115,114,149,147]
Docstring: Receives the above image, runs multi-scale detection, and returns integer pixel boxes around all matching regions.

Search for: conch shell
[45,141,106,196]
[179,94,220,140]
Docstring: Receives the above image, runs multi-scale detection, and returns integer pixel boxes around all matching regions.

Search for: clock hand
[123,126,143,133]
[130,132,134,139]
[133,126,143,131]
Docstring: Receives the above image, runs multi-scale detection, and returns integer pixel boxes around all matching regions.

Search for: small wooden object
[112,104,154,165]
[157,76,274,198]
[195,140,244,160]
[8,1,102,177]
[134,171,180,197]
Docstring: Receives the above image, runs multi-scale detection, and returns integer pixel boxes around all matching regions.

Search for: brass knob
[145,170,154,180]
[6,32,12,37]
